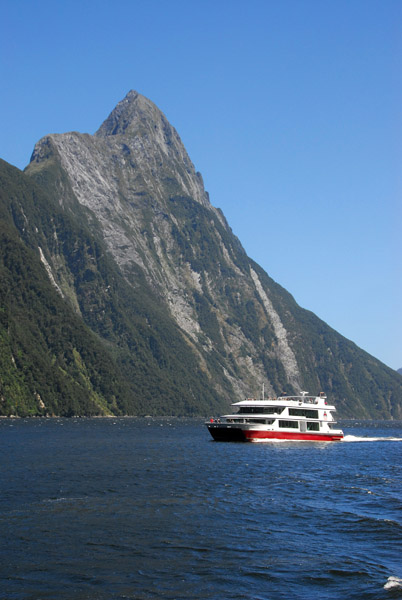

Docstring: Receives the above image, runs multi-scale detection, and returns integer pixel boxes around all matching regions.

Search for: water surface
[0,418,401,599]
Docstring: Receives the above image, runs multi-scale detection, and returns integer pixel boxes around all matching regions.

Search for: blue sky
[1,0,401,369]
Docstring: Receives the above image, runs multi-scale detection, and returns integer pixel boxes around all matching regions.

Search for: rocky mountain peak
[95,90,152,137]
[95,90,162,138]
[91,90,211,209]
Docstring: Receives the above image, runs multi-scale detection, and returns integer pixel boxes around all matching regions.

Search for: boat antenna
[262,383,265,401]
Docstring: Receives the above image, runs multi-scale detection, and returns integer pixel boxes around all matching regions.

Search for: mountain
[1,90,401,418]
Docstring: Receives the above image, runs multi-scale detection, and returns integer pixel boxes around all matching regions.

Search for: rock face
[23,91,402,418]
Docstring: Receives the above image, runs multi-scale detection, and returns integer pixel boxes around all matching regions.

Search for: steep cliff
[16,90,402,418]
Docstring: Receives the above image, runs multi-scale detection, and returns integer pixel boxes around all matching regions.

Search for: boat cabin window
[279,420,299,429]
[306,422,320,431]
[238,406,284,415]
[245,418,275,425]
[289,408,319,419]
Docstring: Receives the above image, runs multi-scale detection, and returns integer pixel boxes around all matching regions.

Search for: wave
[342,435,402,442]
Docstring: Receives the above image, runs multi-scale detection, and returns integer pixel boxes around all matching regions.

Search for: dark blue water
[0,418,401,600]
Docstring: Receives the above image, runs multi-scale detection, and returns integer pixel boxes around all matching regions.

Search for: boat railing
[277,396,320,405]
[243,396,323,405]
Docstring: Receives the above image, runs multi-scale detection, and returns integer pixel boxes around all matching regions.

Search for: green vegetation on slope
[0,219,130,416]
[0,160,225,416]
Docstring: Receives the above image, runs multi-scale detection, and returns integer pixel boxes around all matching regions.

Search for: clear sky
[1,0,401,370]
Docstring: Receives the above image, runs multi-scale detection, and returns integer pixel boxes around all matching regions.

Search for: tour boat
[206,391,344,442]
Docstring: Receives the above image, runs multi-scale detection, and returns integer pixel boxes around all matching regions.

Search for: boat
[206,391,344,442]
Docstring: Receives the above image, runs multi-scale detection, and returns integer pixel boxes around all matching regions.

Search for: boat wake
[342,435,402,443]
[384,576,402,590]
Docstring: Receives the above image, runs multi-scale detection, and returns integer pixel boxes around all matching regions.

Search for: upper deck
[232,393,335,411]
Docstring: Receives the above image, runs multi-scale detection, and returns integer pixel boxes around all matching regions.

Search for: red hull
[243,429,343,442]
[207,424,343,442]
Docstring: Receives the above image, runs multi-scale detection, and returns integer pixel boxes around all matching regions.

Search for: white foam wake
[342,435,402,443]
[384,576,402,590]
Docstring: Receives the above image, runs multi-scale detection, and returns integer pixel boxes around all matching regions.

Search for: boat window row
[278,420,320,431]
[226,418,275,425]
[225,418,321,430]
[288,408,319,419]
[238,406,284,415]
[245,418,275,425]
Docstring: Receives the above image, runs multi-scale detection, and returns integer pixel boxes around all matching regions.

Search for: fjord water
[0,419,401,600]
